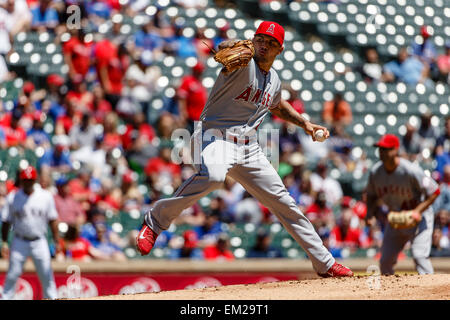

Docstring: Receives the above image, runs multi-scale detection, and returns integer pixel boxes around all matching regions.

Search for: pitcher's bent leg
[229,164,335,274]
[145,171,227,234]
[145,137,235,234]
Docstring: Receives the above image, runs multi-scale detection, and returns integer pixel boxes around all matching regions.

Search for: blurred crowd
[0,0,448,262]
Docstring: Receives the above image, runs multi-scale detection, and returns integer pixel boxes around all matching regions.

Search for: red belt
[229,136,250,145]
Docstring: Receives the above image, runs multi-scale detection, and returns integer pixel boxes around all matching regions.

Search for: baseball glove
[213,40,255,75]
[387,210,422,229]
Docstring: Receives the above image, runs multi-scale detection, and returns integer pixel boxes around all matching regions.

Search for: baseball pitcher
[1,166,61,299]
[365,134,441,275]
[136,21,353,277]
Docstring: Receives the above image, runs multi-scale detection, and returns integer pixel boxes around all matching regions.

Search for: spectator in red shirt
[56,97,82,135]
[305,191,335,231]
[177,62,208,130]
[54,177,86,227]
[145,144,182,192]
[2,108,27,147]
[437,41,450,84]
[63,28,92,82]
[194,27,214,60]
[203,233,235,261]
[329,206,369,251]
[59,224,111,261]
[121,111,155,151]
[272,84,304,124]
[1,82,41,133]
[88,84,112,124]
[65,74,93,112]
[95,37,125,109]
[68,167,94,211]
[59,224,92,261]
[322,92,353,130]
[102,111,122,151]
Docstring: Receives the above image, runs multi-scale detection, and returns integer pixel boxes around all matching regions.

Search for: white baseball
[314,129,326,142]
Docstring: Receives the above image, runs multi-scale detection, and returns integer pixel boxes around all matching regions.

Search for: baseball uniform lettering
[250,89,262,103]
[234,86,252,102]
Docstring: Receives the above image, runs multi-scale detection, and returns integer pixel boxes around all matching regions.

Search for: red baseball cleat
[318,262,354,278]
[136,224,158,256]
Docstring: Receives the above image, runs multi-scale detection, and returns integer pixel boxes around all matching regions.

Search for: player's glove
[387,210,422,229]
[213,40,255,75]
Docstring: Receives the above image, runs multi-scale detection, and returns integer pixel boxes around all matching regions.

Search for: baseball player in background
[136,21,353,277]
[365,134,441,275]
[1,166,61,299]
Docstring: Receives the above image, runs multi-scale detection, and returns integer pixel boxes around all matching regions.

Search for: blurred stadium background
[0,0,449,299]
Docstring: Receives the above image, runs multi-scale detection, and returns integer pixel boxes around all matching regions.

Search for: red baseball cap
[192,62,205,74]
[374,134,400,149]
[122,171,135,184]
[183,230,198,249]
[255,21,285,47]
[421,25,433,38]
[353,201,367,219]
[23,82,35,94]
[47,74,65,86]
[20,166,38,180]
[341,196,354,208]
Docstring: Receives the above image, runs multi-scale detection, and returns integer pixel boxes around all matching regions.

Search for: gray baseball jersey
[200,59,281,135]
[1,186,58,239]
[144,57,336,274]
[365,158,439,275]
[366,158,439,218]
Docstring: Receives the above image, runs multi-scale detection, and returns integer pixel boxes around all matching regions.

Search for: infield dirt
[81,273,449,300]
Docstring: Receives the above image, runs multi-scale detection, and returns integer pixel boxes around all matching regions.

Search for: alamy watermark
[66,5,81,30]
[169,122,280,173]
[366,265,382,290]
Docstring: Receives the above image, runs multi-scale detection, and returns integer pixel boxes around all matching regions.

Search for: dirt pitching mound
[84,274,449,300]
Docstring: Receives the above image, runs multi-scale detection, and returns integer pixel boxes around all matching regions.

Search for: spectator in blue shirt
[383,47,431,86]
[134,21,164,54]
[26,112,51,149]
[85,0,111,20]
[89,222,127,261]
[80,206,107,242]
[0,126,6,149]
[31,0,59,31]
[411,25,439,80]
[38,142,72,174]
[433,165,450,213]
[433,118,450,178]
[213,24,230,50]
[164,25,197,58]
[194,210,226,245]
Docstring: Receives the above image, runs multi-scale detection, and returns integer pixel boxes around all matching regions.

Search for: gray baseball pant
[144,134,335,274]
[380,211,434,275]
